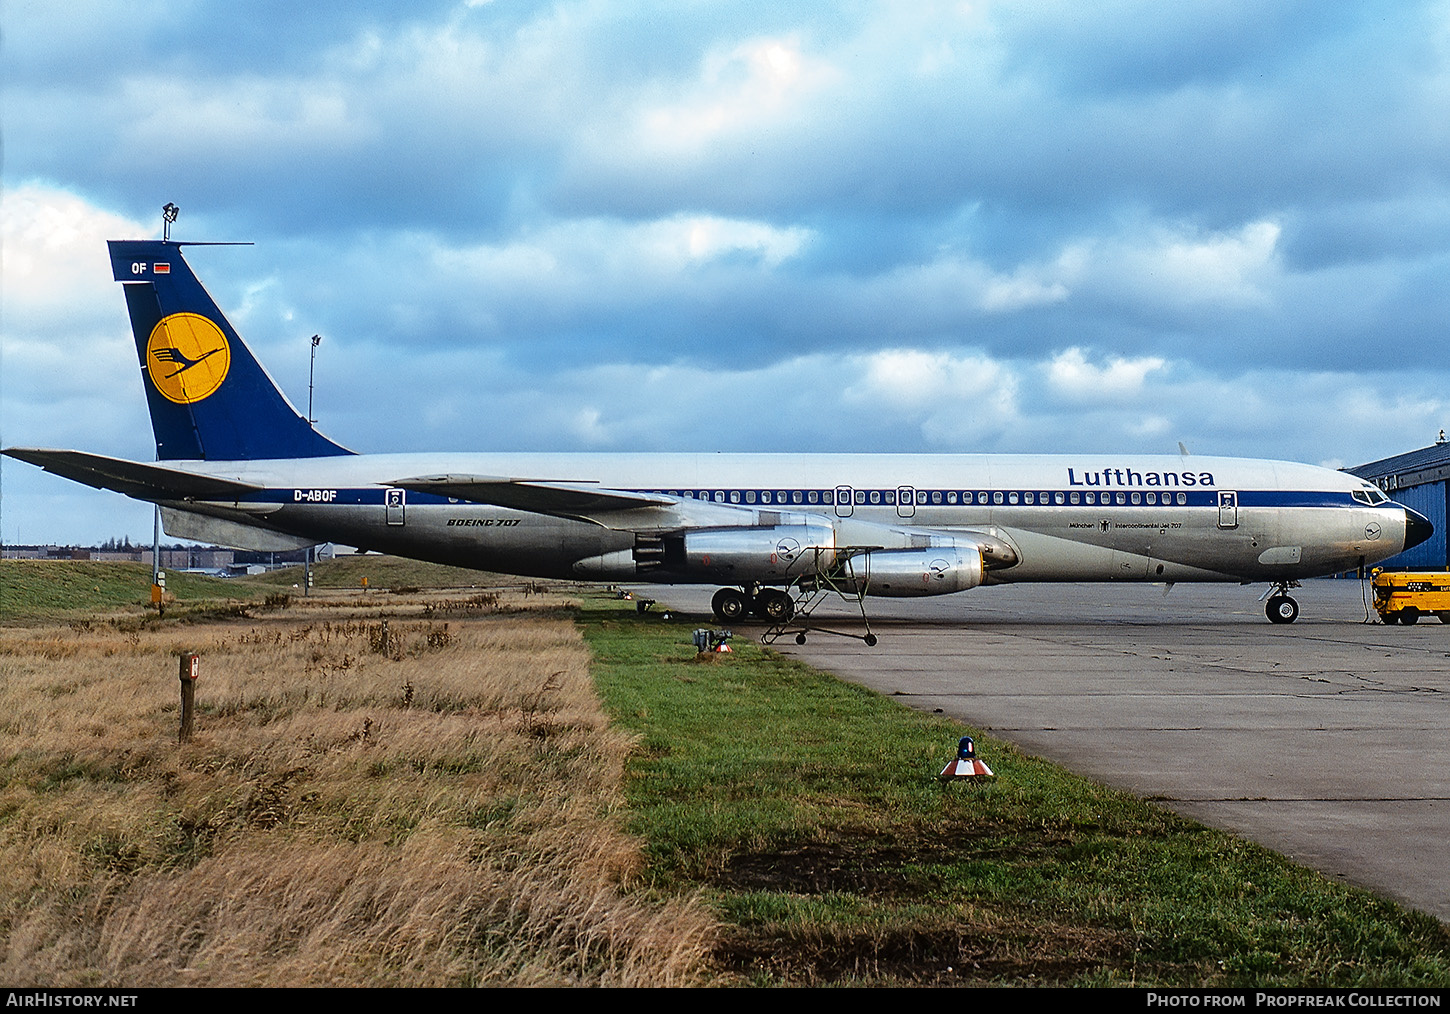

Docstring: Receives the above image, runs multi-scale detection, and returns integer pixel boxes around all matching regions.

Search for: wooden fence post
[178,652,199,743]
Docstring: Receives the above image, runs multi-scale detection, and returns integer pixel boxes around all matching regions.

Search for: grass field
[584,601,1450,987]
[3,563,1447,986]
[0,560,262,622]
[0,587,712,986]
[237,555,528,591]
[0,557,543,624]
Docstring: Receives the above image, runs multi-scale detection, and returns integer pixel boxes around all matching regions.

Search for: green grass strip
[0,560,261,621]
[582,596,1450,987]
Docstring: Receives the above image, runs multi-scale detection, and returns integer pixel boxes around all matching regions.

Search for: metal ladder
[761,548,880,647]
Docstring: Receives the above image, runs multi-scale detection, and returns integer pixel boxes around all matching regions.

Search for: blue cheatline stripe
[235,486,1365,510]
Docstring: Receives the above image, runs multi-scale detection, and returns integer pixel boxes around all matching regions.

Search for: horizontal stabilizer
[390,474,676,517]
[2,448,261,501]
[161,506,318,551]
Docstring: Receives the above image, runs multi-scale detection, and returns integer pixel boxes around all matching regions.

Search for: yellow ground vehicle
[1371,570,1450,625]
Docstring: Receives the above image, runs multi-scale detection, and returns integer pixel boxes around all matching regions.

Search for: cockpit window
[1352,487,1390,506]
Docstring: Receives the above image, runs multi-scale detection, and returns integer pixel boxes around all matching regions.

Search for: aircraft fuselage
[152,450,1412,586]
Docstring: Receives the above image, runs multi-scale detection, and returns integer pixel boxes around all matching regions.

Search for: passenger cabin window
[1069,492,1080,504]
[1175,492,1187,505]
[1055,492,1065,505]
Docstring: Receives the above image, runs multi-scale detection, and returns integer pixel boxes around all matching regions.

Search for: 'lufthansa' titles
[1067,468,1215,488]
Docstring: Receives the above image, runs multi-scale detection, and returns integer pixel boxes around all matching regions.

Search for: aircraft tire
[755,589,794,622]
[712,587,749,622]
[1266,595,1299,624]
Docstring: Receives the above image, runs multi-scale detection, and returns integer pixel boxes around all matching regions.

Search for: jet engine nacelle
[681,524,837,582]
[846,546,985,597]
[570,523,837,582]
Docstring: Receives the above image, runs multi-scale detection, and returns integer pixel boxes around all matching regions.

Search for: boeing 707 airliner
[4,239,1432,640]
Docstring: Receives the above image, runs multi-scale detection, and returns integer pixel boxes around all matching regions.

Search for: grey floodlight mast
[308,334,322,426]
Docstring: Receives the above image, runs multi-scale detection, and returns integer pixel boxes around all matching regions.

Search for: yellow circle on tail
[146,313,231,404]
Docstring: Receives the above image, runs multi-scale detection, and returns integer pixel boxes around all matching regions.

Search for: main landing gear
[713,554,881,648]
[1264,581,1301,624]
[711,586,795,623]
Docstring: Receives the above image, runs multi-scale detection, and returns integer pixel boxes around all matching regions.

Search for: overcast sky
[4,1,1450,545]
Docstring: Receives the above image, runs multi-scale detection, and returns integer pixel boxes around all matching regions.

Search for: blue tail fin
[108,239,352,461]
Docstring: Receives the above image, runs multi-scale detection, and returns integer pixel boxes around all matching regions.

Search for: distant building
[1348,436,1450,570]
[2,543,333,570]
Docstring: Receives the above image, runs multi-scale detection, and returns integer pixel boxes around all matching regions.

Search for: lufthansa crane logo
[146,313,231,404]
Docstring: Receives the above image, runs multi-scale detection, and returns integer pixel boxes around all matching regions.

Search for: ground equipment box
[1371,570,1450,625]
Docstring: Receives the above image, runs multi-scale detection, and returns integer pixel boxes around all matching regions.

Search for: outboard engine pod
[847,546,985,597]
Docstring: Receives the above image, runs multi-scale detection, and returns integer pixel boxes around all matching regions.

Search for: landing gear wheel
[1400,607,1420,625]
[711,587,749,622]
[1266,595,1299,624]
[754,589,795,622]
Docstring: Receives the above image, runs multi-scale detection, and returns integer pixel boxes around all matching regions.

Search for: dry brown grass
[0,591,715,986]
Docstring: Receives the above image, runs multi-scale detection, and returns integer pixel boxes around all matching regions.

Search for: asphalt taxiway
[643,580,1450,922]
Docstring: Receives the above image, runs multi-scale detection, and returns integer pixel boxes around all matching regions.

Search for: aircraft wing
[390,473,763,530]
[389,474,675,515]
[2,448,262,501]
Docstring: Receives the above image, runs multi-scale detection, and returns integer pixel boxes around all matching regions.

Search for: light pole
[305,334,322,596]
[307,334,322,426]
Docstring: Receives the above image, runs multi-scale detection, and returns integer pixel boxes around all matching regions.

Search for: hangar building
[1347,436,1450,570]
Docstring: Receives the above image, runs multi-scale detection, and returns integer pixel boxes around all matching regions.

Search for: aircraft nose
[1403,507,1434,552]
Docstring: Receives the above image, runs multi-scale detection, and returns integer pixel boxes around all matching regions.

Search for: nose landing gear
[1263,581,1301,624]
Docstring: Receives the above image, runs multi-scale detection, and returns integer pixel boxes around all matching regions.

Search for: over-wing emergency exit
[4,239,1433,642]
